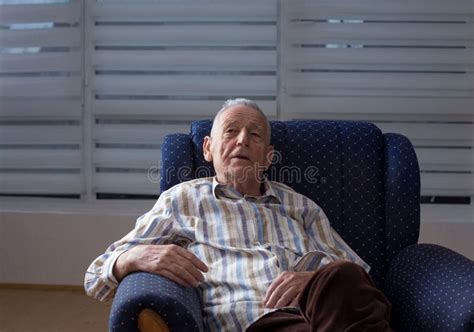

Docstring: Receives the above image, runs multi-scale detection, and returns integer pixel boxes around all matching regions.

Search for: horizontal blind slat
[287,48,473,66]
[94,172,159,195]
[92,1,276,20]
[93,76,276,95]
[94,50,277,68]
[94,149,160,168]
[0,28,80,47]
[374,122,473,142]
[286,0,473,17]
[0,100,81,117]
[0,2,80,23]
[0,77,82,97]
[0,173,83,194]
[287,23,474,42]
[421,173,473,196]
[92,100,277,117]
[1,125,82,144]
[282,97,474,116]
[93,26,276,45]
[93,124,190,143]
[287,73,474,91]
[0,149,81,168]
[0,52,82,72]
[417,148,473,169]
[286,89,471,98]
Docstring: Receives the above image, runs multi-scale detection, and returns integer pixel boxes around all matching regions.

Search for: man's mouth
[232,155,251,161]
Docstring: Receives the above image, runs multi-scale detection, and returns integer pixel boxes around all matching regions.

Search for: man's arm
[112,244,208,287]
[84,192,207,301]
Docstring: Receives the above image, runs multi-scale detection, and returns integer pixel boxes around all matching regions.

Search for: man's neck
[216,175,263,197]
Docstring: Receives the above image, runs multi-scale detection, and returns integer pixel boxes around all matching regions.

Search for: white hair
[210,98,271,143]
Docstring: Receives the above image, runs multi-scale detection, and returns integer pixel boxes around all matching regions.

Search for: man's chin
[226,167,263,183]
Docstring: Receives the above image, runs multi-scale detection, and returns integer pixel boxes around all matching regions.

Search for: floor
[0,288,111,332]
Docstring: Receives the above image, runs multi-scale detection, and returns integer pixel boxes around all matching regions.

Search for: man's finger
[179,259,206,283]
[183,250,209,272]
[173,245,209,272]
[274,286,298,308]
[264,274,284,304]
[189,253,209,272]
[166,262,203,287]
[159,269,193,288]
[265,280,290,308]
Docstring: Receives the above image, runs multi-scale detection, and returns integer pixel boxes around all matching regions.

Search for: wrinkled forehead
[220,116,265,131]
[213,106,270,135]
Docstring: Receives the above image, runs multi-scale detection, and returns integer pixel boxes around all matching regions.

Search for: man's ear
[264,145,274,170]
[203,136,213,162]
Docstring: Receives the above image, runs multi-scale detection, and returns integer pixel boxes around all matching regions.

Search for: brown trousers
[246,261,393,332]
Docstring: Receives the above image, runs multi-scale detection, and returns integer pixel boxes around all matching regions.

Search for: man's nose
[236,129,249,146]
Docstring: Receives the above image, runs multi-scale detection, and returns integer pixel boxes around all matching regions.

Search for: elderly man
[85,99,392,331]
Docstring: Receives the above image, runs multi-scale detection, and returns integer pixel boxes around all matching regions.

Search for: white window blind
[0,0,83,197]
[1,0,472,216]
[280,0,474,202]
[86,0,277,197]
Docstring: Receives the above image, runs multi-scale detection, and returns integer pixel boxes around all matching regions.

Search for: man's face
[203,105,273,184]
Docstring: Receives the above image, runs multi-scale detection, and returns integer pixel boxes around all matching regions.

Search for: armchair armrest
[383,133,420,262]
[109,272,204,332]
[385,243,473,332]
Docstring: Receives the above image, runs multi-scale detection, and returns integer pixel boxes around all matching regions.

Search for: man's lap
[246,261,392,332]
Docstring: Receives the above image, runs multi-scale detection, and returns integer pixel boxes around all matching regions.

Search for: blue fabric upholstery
[110,120,473,331]
[385,244,474,332]
[109,272,203,332]
[383,133,420,261]
[160,133,195,190]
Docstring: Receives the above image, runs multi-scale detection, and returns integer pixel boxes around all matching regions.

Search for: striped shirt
[85,177,369,331]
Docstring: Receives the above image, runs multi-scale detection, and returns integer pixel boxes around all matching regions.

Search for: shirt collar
[212,176,281,204]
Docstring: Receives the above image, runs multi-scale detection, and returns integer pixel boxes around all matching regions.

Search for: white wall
[0,211,135,285]
[0,209,472,286]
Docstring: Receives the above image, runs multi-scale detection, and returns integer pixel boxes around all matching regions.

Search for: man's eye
[251,132,261,137]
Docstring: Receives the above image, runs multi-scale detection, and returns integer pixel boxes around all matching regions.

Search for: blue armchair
[109,120,473,332]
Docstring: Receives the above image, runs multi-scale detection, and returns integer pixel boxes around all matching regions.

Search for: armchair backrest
[160,120,420,287]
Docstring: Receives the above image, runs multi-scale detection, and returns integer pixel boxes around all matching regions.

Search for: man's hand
[113,244,208,288]
[264,271,314,308]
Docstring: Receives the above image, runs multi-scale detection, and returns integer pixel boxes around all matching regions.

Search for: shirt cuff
[291,250,335,272]
[103,249,128,286]
[291,250,371,273]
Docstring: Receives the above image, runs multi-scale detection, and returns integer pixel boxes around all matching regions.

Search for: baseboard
[0,283,84,292]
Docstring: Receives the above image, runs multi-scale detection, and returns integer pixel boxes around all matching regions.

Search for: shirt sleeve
[292,198,370,273]
[84,191,178,302]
